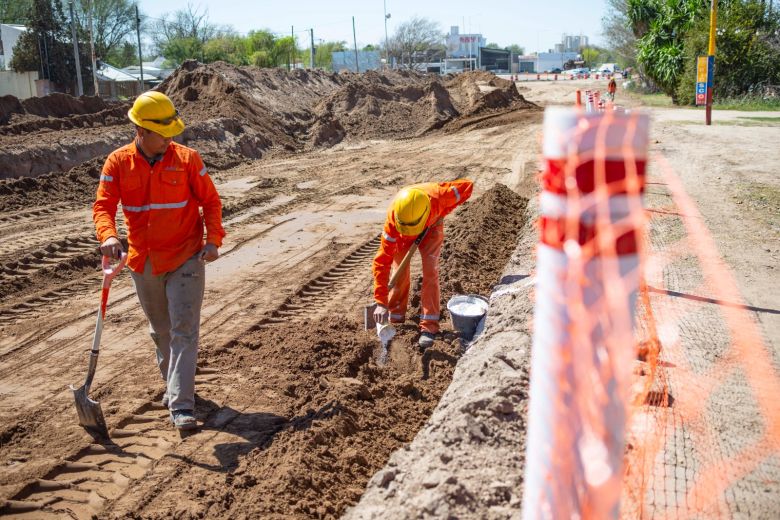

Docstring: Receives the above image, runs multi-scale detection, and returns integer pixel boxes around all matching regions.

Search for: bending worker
[93,91,225,430]
[372,179,473,348]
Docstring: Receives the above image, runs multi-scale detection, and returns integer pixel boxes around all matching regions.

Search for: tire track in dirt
[0,231,383,518]
[0,368,233,520]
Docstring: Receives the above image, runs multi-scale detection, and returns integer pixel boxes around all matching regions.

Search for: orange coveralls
[93,140,225,275]
[372,179,473,333]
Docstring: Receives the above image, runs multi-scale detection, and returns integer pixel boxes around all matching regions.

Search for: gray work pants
[130,254,205,412]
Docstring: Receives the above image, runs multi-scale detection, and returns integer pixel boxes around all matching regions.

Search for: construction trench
[0,63,540,518]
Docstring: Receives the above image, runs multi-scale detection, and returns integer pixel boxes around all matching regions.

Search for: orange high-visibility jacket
[372,179,473,306]
[93,141,225,275]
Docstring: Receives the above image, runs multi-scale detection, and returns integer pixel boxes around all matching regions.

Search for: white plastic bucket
[447,294,488,340]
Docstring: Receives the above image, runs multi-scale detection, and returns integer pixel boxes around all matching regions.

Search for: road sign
[696,56,713,106]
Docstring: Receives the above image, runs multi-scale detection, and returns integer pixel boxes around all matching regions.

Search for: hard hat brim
[396,221,427,236]
[128,109,185,138]
[395,206,430,237]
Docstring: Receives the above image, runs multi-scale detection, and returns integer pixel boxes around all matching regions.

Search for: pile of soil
[0,157,103,213]
[410,184,529,315]
[0,61,534,187]
[0,93,128,134]
[152,185,530,519]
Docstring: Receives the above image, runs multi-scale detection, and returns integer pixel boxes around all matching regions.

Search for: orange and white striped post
[522,107,649,519]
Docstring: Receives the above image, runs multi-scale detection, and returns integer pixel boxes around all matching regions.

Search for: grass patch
[633,92,676,107]
[733,182,780,233]
[737,116,780,123]
[713,97,780,111]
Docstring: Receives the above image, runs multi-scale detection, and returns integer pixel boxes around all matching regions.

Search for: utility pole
[290,26,294,71]
[383,0,390,69]
[86,0,99,95]
[69,0,83,96]
[352,16,359,73]
[310,29,315,69]
[135,3,144,93]
[706,0,717,126]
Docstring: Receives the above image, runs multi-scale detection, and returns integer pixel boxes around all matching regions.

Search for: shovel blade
[70,384,109,439]
[363,303,377,330]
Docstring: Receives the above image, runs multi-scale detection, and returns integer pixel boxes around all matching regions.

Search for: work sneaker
[170,410,197,430]
[418,332,436,348]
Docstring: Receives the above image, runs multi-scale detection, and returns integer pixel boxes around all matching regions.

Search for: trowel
[70,253,126,439]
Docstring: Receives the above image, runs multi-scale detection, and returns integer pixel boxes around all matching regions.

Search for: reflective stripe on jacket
[372,179,473,306]
[93,141,225,275]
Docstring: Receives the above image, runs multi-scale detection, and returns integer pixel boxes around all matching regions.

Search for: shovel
[70,253,127,439]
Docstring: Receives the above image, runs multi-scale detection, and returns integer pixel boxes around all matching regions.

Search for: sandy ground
[1,76,778,518]
[0,79,540,517]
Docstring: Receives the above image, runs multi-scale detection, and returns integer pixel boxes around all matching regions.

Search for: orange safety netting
[523,103,780,519]
[622,153,780,519]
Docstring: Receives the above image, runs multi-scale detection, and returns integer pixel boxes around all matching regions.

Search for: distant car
[598,63,620,74]
[551,68,562,74]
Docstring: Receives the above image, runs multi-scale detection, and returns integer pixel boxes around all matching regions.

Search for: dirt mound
[0,92,124,129]
[158,61,532,154]
[0,157,103,213]
[409,184,529,317]
[310,73,459,144]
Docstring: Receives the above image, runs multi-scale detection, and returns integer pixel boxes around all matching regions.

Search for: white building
[0,24,26,70]
[537,52,579,73]
[446,26,486,59]
[561,34,589,53]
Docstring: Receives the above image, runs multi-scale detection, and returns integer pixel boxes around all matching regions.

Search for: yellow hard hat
[393,187,431,236]
[127,91,185,138]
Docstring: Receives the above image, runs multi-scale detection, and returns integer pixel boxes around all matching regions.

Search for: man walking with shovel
[93,91,225,430]
[372,179,473,348]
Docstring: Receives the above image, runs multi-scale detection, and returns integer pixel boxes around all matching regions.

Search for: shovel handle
[388,218,442,290]
[102,253,127,288]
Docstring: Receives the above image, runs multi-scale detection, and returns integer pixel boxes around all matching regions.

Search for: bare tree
[387,17,443,70]
[152,3,225,55]
[602,0,637,67]
[75,0,137,59]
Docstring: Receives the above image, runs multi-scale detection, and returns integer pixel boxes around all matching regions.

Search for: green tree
[309,40,347,69]
[153,4,226,64]
[627,0,705,100]
[504,44,525,55]
[0,0,33,24]
[10,0,90,92]
[486,42,500,49]
[602,0,638,69]
[74,0,137,61]
[675,0,780,103]
[203,33,246,65]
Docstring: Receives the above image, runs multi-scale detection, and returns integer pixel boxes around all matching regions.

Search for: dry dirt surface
[0,64,540,519]
[2,70,776,519]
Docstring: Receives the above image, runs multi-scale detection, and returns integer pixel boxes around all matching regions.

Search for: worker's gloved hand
[373,304,389,325]
[199,243,219,263]
[99,236,123,259]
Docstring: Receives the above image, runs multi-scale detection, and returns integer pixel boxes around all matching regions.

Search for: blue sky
[139,0,609,54]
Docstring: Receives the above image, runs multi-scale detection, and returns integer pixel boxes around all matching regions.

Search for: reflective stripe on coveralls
[386,222,445,334]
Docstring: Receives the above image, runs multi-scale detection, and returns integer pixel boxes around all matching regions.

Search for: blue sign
[706,56,715,87]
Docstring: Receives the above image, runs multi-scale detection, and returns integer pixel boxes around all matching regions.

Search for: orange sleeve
[188,152,226,248]
[438,178,474,217]
[372,217,399,307]
[93,153,120,244]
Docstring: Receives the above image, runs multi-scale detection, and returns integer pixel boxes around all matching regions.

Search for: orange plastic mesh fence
[621,153,780,519]
[522,105,780,519]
